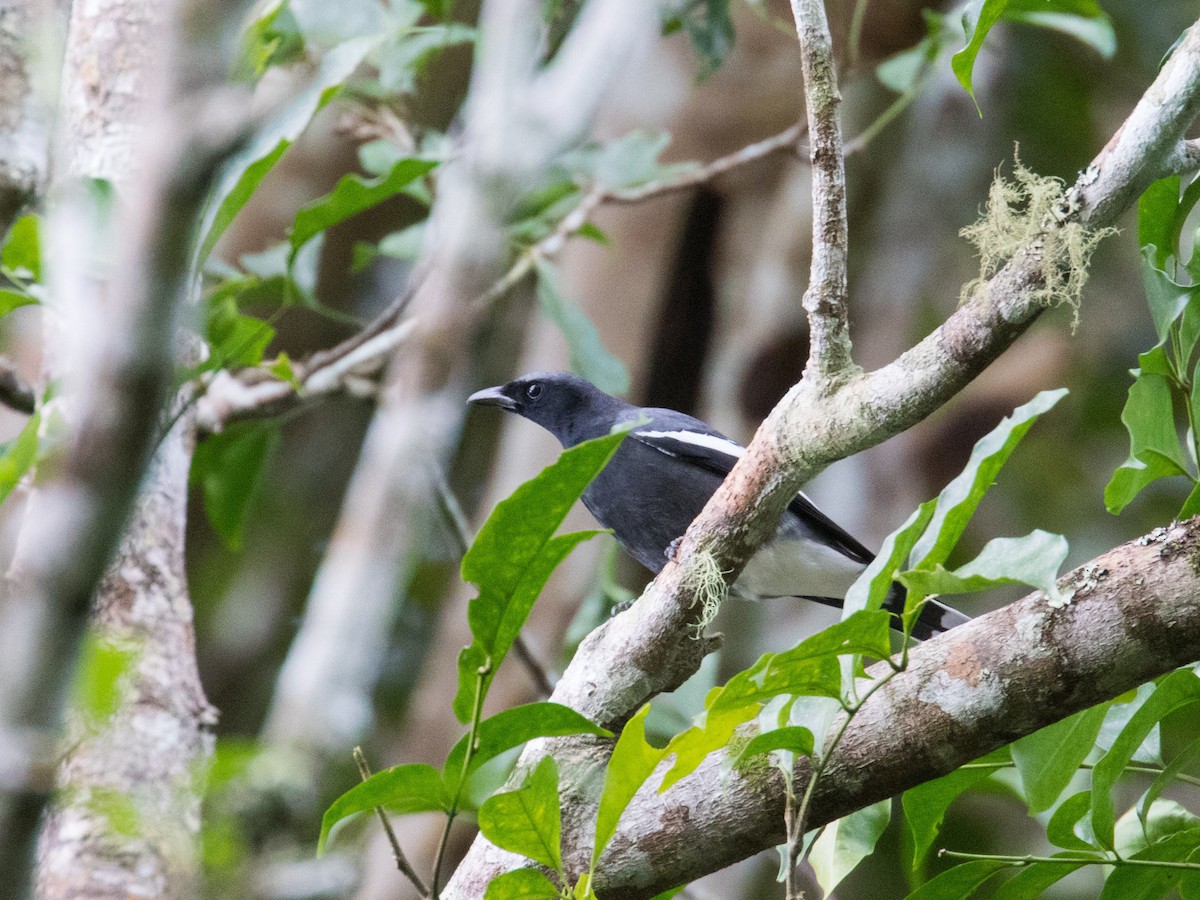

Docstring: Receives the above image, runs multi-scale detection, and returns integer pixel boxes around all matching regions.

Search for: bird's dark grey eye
[525,382,543,401]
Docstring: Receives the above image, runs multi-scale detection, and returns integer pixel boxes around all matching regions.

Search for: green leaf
[1116,798,1200,859]
[234,0,305,82]
[452,430,627,722]
[1011,703,1108,814]
[809,800,891,896]
[1046,791,1099,851]
[191,423,280,551]
[478,756,563,872]
[912,389,1067,566]
[711,611,893,711]
[535,261,629,396]
[318,763,449,853]
[902,858,1011,899]
[197,36,379,263]
[0,290,37,315]
[658,698,760,793]
[989,856,1089,899]
[901,530,1070,608]
[1003,0,1115,58]
[485,869,561,900]
[1105,368,1191,514]
[444,703,610,797]
[732,726,814,767]
[902,749,1009,871]
[1091,669,1200,848]
[592,705,667,869]
[843,500,937,619]
[0,411,40,506]
[288,158,437,259]
[1,213,40,280]
[560,131,695,192]
[1140,176,1182,267]
[951,0,1011,106]
[374,23,477,94]
[204,295,277,369]
[1137,734,1200,836]
[877,25,944,94]
[1098,824,1200,899]
[1140,249,1191,344]
[660,0,734,77]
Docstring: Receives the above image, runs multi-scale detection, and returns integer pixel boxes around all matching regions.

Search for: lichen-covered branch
[442,15,1200,895]
[790,0,854,384]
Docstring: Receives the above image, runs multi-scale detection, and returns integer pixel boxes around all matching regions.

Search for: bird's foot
[665,536,684,563]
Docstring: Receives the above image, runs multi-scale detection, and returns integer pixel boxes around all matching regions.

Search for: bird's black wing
[629,411,876,566]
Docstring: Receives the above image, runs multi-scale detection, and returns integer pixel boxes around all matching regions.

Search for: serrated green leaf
[191,423,280,551]
[485,869,561,900]
[901,530,1070,608]
[911,389,1066,566]
[1011,702,1108,814]
[444,703,610,797]
[197,36,379,263]
[452,430,626,722]
[1091,669,1200,848]
[289,158,436,259]
[903,858,1011,899]
[478,756,563,872]
[1046,790,1098,851]
[0,411,39,506]
[318,763,449,853]
[592,705,667,869]
[535,261,629,397]
[810,800,891,896]
[902,748,1009,871]
[1105,370,1191,514]
[989,856,1089,899]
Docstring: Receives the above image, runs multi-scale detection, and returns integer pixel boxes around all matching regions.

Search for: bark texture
[34,414,216,900]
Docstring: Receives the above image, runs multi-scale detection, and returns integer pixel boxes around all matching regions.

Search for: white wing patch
[637,429,746,460]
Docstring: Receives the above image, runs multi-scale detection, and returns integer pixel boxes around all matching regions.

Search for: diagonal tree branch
[442,16,1200,896]
[791,0,854,385]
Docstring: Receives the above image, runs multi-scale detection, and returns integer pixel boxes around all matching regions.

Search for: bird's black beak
[467,385,518,410]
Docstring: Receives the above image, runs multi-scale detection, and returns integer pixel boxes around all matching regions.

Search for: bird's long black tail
[881,585,971,641]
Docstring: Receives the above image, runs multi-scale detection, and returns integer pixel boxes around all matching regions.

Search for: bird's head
[467,372,630,447]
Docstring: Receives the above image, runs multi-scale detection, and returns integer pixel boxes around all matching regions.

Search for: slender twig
[352,746,430,897]
[938,848,1200,872]
[958,760,1200,789]
[431,663,491,899]
[433,470,556,697]
[847,0,871,70]
[789,0,855,385]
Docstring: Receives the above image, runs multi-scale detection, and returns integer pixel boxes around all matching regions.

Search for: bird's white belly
[734,536,867,600]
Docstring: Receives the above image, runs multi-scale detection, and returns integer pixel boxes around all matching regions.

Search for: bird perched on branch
[468,372,968,639]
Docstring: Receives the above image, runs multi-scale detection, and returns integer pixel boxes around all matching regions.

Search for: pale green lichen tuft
[959,152,1116,331]
[686,551,729,635]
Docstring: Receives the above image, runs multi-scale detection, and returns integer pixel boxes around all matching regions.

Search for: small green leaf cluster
[1106,175,1200,517]
[906,669,1200,898]
[319,432,628,898]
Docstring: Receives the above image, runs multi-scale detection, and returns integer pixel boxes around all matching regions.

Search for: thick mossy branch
[960,156,1116,328]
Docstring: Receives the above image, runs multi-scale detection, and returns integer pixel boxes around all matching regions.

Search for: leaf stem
[353,746,430,898]
[430,661,491,898]
[939,847,1200,872]
[957,759,1200,788]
